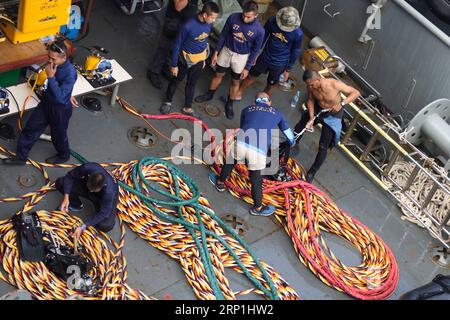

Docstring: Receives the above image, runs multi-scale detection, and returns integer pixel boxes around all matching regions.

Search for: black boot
[45,155,70,165]
[147,71,163,89]
[306,168,317,183]
[225,99,235,119]
[2,157,26,165]
[195,90,215,103]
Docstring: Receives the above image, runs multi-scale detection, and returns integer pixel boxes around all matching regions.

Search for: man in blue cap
[3,40,77,165]
[209,92,295,216]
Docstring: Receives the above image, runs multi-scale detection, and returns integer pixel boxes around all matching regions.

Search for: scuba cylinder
[0,87,10,115]
[400,274,450,300]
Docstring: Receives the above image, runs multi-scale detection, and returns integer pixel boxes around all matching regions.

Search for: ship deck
[0,1,446,300]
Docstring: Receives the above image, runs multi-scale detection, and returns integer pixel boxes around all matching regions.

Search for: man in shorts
[209,92,295,216]
[238,7,303,98]
[194,1,264,119]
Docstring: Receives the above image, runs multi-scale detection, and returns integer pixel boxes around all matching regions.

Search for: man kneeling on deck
[209,92,295,216]
[292,70,360,183]
[55,162,119,238]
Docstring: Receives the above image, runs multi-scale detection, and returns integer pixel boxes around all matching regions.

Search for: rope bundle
[113,158,299,300]
[382,161,450,237]
[0,147,299,300]
[0,206,150,300]
[116,95,400,300]
[215,157,399,300]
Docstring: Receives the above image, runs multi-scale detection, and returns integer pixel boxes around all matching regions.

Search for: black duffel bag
[12,211,45,262]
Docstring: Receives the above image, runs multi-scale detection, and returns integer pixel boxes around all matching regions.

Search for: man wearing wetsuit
[55,162,119,238]
[160,1,220,117]
[209,92,295,217]
[194,1,265,119]
[294,70,360,183]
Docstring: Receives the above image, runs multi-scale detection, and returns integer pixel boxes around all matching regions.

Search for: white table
[0,59,132,140]
[1,59,132,120]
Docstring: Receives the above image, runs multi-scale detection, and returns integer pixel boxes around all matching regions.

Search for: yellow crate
[1,21,60,44]
[18,0,71,33]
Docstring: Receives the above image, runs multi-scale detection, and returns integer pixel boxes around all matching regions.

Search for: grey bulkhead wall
[276,0,450,120]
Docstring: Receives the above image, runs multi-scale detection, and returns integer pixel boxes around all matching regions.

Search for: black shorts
[249,56,285,86]
[215,64,242,80]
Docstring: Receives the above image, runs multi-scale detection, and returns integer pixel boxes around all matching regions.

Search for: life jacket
[12,211,45,262]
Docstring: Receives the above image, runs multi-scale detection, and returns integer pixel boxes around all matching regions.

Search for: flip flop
[181,108,202,119]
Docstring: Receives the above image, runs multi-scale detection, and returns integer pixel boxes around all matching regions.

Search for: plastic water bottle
[291,91,301,108]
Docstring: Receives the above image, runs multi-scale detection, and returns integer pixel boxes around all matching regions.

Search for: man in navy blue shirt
[160,2,220,117]
[3,40,77,165]
[209,92,295,217]
[194,1,264,119]
[147,0,200,89]
[238,7,303,98]
[55,162,119,238]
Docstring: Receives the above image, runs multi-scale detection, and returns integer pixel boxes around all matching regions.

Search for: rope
[0,206,150,300]
[115,95,400,300]
[111,158,299,300]
[382,161,450,238]
[0,134,298,300]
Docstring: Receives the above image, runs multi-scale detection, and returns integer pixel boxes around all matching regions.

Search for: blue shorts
[249,56,285,86]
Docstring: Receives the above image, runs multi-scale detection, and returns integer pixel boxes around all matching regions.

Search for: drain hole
[128,127,157,149]
[223,214,248,237]
[203,104,221,117]
[17,175,37,188]
[430,246,450,269]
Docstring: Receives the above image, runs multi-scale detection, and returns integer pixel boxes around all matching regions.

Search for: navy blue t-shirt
[171,16,212,67]
[216,13,265,69]
[238,102,293,155]
[261,16,303,70]
[63,163,118,228]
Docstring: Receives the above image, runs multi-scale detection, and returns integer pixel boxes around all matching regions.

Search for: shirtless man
[293,70,360,183]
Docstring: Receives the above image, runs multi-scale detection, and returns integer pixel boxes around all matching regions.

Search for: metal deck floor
[0,2,447,300]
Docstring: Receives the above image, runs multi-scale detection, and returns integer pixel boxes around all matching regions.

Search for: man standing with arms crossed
[293,70,360,183]
[160,1,220,117]
[238,7,303,98]
[3,40,77,165]
[194,1,265,119]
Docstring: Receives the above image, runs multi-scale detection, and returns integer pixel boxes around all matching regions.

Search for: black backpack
[44,232,96,294]
[12,211,46,262]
